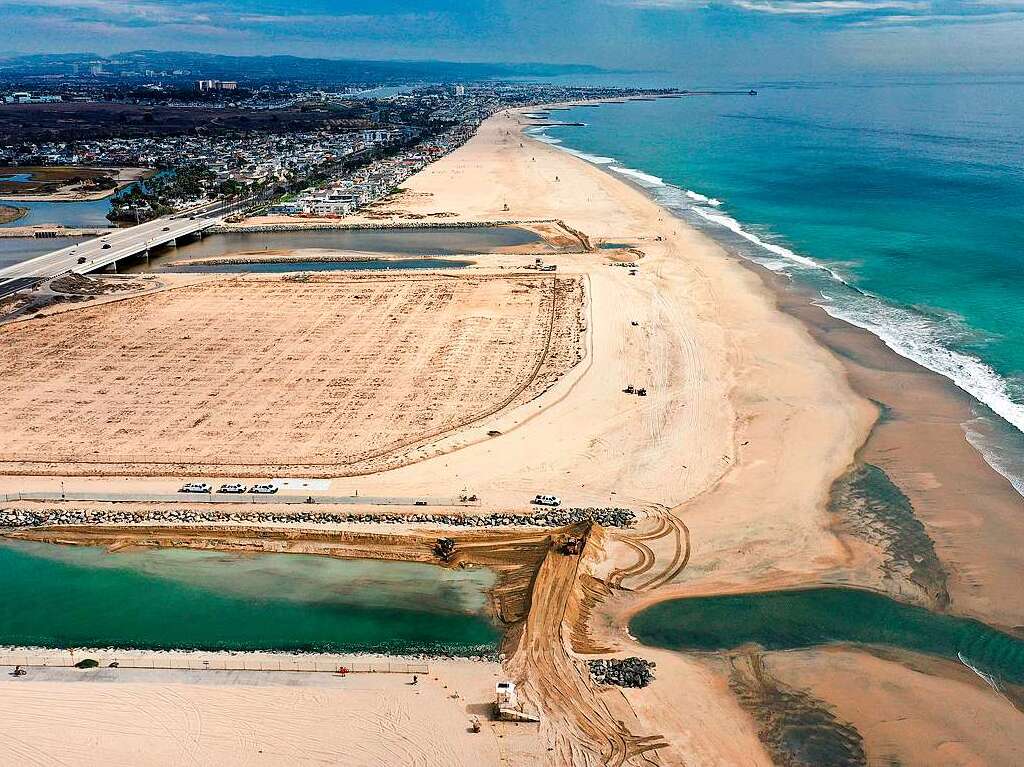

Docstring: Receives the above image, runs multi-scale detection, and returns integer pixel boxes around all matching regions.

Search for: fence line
[0,651,428,675]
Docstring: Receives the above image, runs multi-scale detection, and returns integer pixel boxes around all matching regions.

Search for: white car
[218,482,246,494]
[249,483,279,494]
[531,494,562,507]
[179,482,212,493]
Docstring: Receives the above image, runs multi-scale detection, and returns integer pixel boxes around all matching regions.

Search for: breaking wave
[529,121,1024,493]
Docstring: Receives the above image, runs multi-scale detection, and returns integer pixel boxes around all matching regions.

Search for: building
[196,80,240,92]
[453,84,466,97]
[3,92,62,104]
[360,129,394,143]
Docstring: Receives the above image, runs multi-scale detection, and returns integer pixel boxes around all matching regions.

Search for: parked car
[179,482,212,493]
[249,483,279,494]
[218,482,246,494]
[531,494,562,507]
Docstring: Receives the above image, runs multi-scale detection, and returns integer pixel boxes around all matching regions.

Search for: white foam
[528,121,1024,493]
[610,166,665,187]
[685,190,722,207]
[963,419,1024,496]
[689,205,851,285]
[560,146,616,165]
[958,652,1002,693]
[816,291,1024,438]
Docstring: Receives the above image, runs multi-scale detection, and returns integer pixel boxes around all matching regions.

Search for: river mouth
[630,587,1024,687]
[0,539,500,655]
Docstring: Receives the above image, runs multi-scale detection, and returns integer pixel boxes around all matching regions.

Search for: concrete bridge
[0,197,258,299]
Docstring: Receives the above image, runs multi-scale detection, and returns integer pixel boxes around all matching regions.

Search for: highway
[0,197,257,300]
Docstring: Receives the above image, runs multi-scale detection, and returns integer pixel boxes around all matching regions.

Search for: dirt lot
[0,272,583,476]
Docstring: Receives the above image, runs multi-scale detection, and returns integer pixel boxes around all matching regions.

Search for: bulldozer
[434,537,456,562]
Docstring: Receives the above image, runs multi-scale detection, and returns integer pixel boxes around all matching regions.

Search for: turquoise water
[537,78,1024,491]
[631,588,1024,687]
[0,540,500,654]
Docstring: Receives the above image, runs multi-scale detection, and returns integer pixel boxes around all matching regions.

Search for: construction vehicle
[495,681,540,722]
[637,388,648,397]
[434,537,456,562]
[623,385,636,394]
[558,535,583,556]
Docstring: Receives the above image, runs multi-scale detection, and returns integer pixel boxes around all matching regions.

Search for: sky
[0,0,1021,79]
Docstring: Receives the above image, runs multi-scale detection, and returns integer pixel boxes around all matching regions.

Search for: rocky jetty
[588,657,656,688]
[0,506,635,530]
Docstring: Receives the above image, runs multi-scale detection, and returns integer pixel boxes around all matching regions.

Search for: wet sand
[772,275,1024,628]
[764,646,1024,766]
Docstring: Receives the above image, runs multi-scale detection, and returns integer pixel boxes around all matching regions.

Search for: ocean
[532,77,1024,493]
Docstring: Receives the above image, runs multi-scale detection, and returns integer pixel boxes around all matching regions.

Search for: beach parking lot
[0,272,583,476]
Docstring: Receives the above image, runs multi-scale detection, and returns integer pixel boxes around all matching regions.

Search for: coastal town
[0,81,671,226]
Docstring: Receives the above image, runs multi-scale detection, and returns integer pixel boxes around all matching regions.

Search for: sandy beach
[2,104,1023,766]
[0,658,543,767]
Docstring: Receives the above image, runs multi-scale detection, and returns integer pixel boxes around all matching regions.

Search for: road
[0,198,256,299]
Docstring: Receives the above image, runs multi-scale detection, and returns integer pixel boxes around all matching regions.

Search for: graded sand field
[0,273,583,476]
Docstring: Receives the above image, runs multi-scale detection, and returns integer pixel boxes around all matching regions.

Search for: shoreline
[527,109,1024,499]
[533,104,1024,627]
[3,102,1023,764]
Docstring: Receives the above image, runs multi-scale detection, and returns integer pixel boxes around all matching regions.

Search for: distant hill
[0,50,610,84]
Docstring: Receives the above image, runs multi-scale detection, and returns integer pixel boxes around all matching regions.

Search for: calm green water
[0,540,499,654]
[631,588,1024,686]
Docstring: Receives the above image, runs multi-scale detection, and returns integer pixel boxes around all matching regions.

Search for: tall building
[196,80,238,92]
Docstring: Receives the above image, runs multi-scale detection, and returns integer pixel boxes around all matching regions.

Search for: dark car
[162,226,171,231]
[77,256,87,264]
[101,243,111,249]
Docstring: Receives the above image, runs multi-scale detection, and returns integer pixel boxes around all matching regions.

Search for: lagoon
[0,540,500,655]
[630,587,1024,687]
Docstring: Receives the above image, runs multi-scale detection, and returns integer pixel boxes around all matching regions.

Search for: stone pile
[0,506,635,530]
[587,657,656,688]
